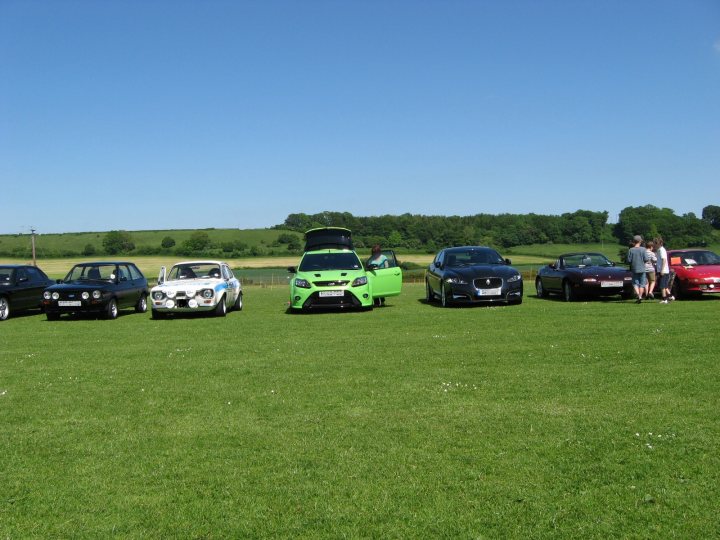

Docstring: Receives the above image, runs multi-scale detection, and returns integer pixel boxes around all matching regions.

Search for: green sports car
[287,228,402,311]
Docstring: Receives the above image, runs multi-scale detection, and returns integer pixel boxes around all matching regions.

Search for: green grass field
[2,284,719,537]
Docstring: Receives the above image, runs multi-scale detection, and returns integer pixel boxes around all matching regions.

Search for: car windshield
[673,251,720,266]
[299,252,362,271]
[65,264,116,282]
[168,263,222,280]
[445,248,505,267]
[562,254,613,268]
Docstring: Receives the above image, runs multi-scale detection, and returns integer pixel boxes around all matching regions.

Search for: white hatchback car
[150,261,242,318]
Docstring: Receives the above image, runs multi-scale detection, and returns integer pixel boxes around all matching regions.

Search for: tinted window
[128,265,143,280]
[0,269,11,284]
[25,267,47,282]
[16,268,29,282]
[299,252,362,271]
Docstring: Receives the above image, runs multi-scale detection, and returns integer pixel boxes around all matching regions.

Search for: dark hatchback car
[535,252,633,301]
[0,265,54,321]
[425,246,523,307]
[43,262,149,320]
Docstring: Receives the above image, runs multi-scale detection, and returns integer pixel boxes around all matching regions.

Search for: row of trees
[280,206,716,250]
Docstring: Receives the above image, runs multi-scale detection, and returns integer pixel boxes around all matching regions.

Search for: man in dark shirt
[627,235,650,303]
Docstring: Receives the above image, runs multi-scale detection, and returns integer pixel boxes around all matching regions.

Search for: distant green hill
[0,228,303,259]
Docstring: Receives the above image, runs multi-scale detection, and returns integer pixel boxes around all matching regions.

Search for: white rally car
[150,261,242,318]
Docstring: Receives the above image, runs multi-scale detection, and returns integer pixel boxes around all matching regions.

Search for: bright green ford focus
[288,228,402,311]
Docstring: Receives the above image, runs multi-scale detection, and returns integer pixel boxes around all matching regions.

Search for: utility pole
[30,227,37,266]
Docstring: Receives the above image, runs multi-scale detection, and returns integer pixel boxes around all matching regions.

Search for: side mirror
[56,279,63,284]
[549,263,557,270]
[367,263,379,270]
[287,266,296,274]
[505,258,512,265]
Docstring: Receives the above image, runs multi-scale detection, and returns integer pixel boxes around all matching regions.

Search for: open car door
[368,250,402,298]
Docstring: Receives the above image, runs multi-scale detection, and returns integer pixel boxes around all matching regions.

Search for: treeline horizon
[280,205,719,251]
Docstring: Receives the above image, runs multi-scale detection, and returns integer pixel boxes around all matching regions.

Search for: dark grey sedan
[425,246,523,307]
[0,265,54,321]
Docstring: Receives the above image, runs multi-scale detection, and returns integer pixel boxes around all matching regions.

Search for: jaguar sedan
[668,249,720,299]
[425,246,523,306]
[535,252,633,301]
[0,265,54,321]
[43,262,149,320]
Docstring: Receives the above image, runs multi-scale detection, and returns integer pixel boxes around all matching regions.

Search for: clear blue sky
[2,0,719,234]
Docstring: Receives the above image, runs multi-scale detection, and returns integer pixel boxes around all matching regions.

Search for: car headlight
[44,291,52,300]
[152,291,165,301]
[294,278,311,289]
[186,289,197,297]
[201,289,214,299]
[81,292,90,300]
[352,276,368,287]
[166,290,176,299]
[92,290,102,299]
[52,292,60,300]
[507,274,522,283]
[445,277,467,285]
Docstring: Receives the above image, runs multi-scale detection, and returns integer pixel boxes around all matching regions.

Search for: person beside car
[644,240,657,299]
[654,237,673,304]
[367,244,389,306]
[627,235,650,303]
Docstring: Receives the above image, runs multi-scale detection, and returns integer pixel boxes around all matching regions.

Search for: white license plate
[601,281,623,288]
[58,301,82,307]
[477,288,501,296]
[319,290,344,297]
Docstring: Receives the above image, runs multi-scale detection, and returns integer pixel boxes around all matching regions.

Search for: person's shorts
[632,272,647,287]
[658,273,670,289]
[646,271,656,283]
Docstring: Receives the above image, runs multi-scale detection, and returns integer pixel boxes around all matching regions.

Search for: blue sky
[2,0,719,234]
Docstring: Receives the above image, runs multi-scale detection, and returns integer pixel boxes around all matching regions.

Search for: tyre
[563,281,575,302]
[105,299,118,320]
[535,278,547,298]
[0,296,9,321]
[426,280,435,302]
[233,291,243,311]
[214,296,227,317]
[671,279,682,300]
[135,294,148,313]
[441,282,451,307]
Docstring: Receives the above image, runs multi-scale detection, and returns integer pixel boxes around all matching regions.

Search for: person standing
[655,237,673,303]
[627,235,650,303]
[367,244,389,306]
[644,240,657,299]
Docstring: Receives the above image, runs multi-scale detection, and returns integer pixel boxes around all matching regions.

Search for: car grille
[313,280,349,287]
[474,277,503,289]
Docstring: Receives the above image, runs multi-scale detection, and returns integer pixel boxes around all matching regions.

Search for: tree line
[280,205,718,251]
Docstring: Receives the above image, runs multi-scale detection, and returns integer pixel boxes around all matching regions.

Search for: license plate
[477,288,501,296]
[58,301,82,307]
[601,281,623,288]
[319,290,344,297]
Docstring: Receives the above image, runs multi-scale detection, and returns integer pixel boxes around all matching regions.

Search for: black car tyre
[671,279,683,300]
[135,294,148,313]
[535,278,547,298]
[214,296,227,317]
[441,282,451,307]
[233,292,243,311]
[105,299,119,320]
[426,280,435,302]
[0,296,9,321]
[563,281,575,302]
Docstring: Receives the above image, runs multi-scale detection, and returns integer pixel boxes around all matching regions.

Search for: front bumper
[43,298,109,314]
[289,286,372,310]
[446,282,523,304]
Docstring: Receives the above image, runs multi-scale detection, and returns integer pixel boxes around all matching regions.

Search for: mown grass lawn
[1,285,719,538]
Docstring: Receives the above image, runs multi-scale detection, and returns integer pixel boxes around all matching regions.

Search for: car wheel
[563,281,575,302]
[214,296,227,317]
[426,280,435,302]
[0,296,9,321]
[105,299,118,320]
[671,279,682,300]
[135,294,148,313]
[441,282,451,307]
[233,291,243,311]
[535,278,547,298]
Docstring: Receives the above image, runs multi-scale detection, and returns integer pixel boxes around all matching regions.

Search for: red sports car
[668,249,720,299]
